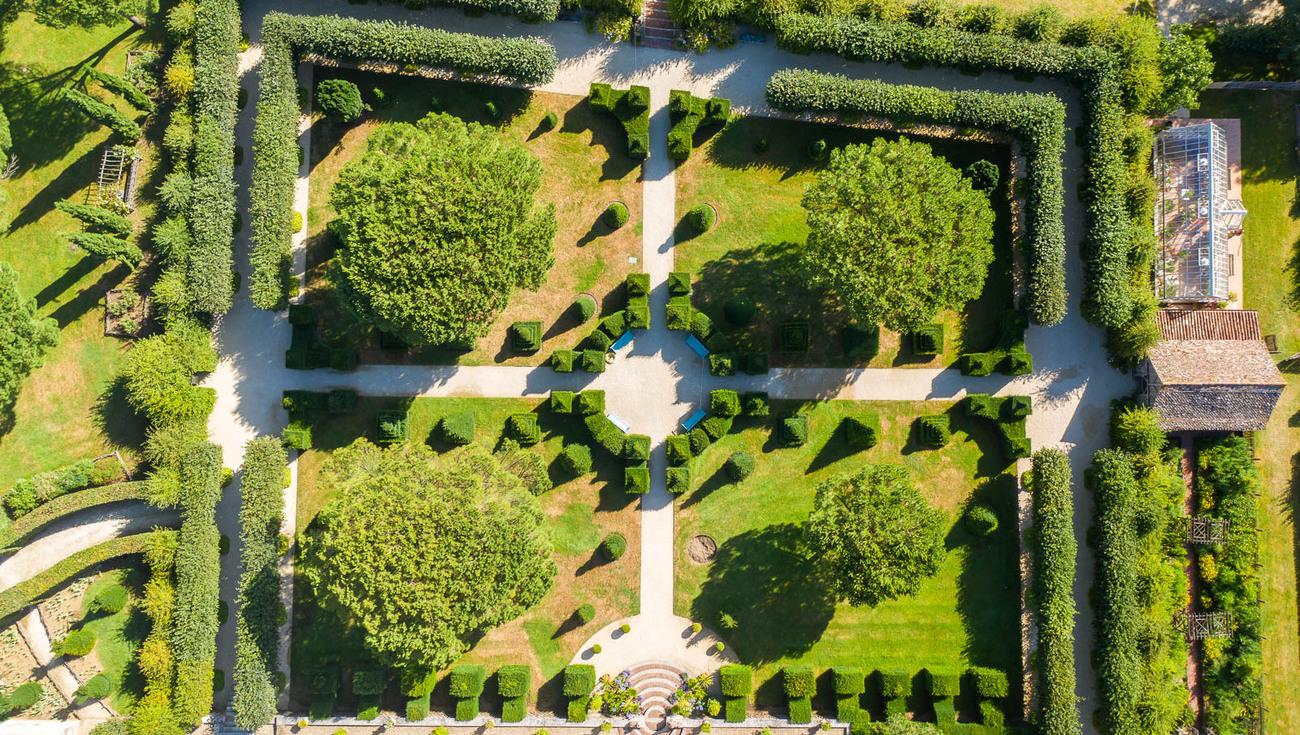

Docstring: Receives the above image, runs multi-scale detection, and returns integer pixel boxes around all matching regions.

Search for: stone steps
[638,0,680,50]
[627,662,687,732]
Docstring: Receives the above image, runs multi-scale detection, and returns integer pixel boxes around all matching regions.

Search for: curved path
[209,3,1133,729]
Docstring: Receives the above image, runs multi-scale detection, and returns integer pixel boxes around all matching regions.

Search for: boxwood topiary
[559,444,593,476]
[719,665,752,696]
[551,349,577,372]
[626,272,650,297]
[1003,395,1033,419]
[1003,348,1033,375]
[742,392,770,416]
[701,415,733,442]
[583,329,613,351]
[780,416,808,447]
[90,583,129,614]
[666,435,692,465]
[666,296,692,330]
[969,666,1009,698]
[75,673,113,703]
[564,664,596,696]
[604,202,629,229]
[965,159,1000,191]
[962,351,999,376]
[316,78,365,121]
[783,666,815,698]
[788,696,812,724]
[965,503,999,536]
[572,294,597,323]
[743,352,769,375]
[599,310,628,339]
[834,667,865,695]
[709,389,741,417]
[601,532,627,560]
[911,324,945,356]
[917,414,951,447]
[843,414,881,449]
[779,322,810,352]
[624,434,650,463]
[688,428,711,454]
[57,629,96,657]
[625,465,649,494]
[666,466,690,494]
[581,349,606,373]
[550,390,575,414]
[440,412,475,446]
[449,665,486,698]
[708,353,734,376]
[577,390,605,415]
[627,296,650,329]
[685,204,715,234]
[879,669,910,699]
[668,271,691,295]
[511,321,542,353]
[507,413,541,446]
[725,451,755,481]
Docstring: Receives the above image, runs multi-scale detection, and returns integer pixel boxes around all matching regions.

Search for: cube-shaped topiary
[1003,395,1033,419]
[502,697,527,723]
[583,329,613,351]
[627,296,650,329]
[843,414,881,449]
[724,696,746,723]
[626,272,650,297]
[979,700,1005,728]
[836,693,860,722]
[743,352,769,375]
[725,451,755,481]
[788,697,812,724]
[961,351,998,376]
[917,415,951,447]
[327,389,358,414]
[497,665,530,699]
[550,390,576,414]
[701,415,733,441]
[742,392,770,416]
[507,413,541,446]
[688,428,711,454]
[964,394,999,420]
[581,350,607,373]
[666,466,690,494]
[910,324,944,356]
[783,666,815,699]
[440,412,475,446]
[834,667,865,695]
[668,271,691,296]
[933,697,957,723]
[1003,348,1033,375]
[377,411,408,445]
[708,353,735,376]
[1003,434,1032,460]
[625,465,649,494]
[925,669,962,698]
[624,434,650,462]
[704,96,731,123]
[666,296,692,331]
[704,329,733,353]
[577,390,605,415]
[567,696,591,722]
[779,321,810,352]
[884,696,906,718]
[709,389,741,417]
[719,666,752,697]
[563,665,597,697]
[585,414,626,456]
[599,310,628,339]
[450,665,486,698]
[842,323,880,360]
[551,349,578,373]
[879,669,910,700]
[406,695,430,721]
[357,695,381,720]
[511,321,542,353]
[352,670,387,697]
[691,311,715,340]
[968,667,1008,699]
[559,444,593,476]
[780,416,808,447]
[666,435,692,465]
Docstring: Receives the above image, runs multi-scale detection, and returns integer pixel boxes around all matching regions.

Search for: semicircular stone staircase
[627,661,687,733]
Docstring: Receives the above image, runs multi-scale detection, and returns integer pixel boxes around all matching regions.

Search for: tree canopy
[801,138,994,333]
[330,113,556,346]
[805,464,945,606]
[0,262,58,428]
[25,0,140,28]
[300,440,556,674]
[316,79,365,122]
[1157,26,1214,114]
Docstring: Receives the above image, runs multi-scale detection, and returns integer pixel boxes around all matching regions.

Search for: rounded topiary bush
[56,629,96,657]
[964,503,999,537]
[90,583,129,615]
[602,532,627,561]
[75,673,113,703]
[964,160,1000,192]
[577,603,596,624]
[559,444,593,477]
[725,451,755,482]
[604,202,629,229]
[540,111,558,131]
[573,294,597,323]
[808,139,828,162]
[685,204,715,235]
[317,78,365,121]
[723,295,755,326]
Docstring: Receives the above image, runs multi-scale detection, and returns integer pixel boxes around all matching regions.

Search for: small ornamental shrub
[969,667,1009,698]
[685,204,715,234]
[377,411,408,445]
[498,665,530,698]
[668,272,691,295]
[551,349,578,372]
[688,428,711,455]
[625,464,649,494]
[666,296,692,330]
[75,673,113,703]
[624,434,651,462]
[723,296,756,326]
[559,444,593,476]
[8,681,42,712]
[56,629,96,657]
[780,322,810,352]
[283,421,312,450]
[965,394,999,420]
[440,412,475,446]
[581,350,607,373]
[666,435,692,465]
[540,111,558,131]
[507,413,542,446]
[573,294,598,323]
[708,353,734,376]
[576,604,596,625]
[627,296,650,329]
[666,466,690,494]
[603,202,630,229]
[450,665,487,698]
[511,321,542,353]
[90,583,129,614]
[743,352,768,375]
[691,311,715,340]
[742,392,770,416]
[962,351,998,376]
[620,623,631,634]
[917,415,951,447]
[843,414,881,450]
[577,387,606,414]
[599,310,628,339]
[317,79,365,121]
[842,323,880,360]
[965,160,1000,192]
[834,668,865,695]
[484,101,500,120]
[964,503,999,537]
[980,700,1005,728]
[725,451,755,481]
[626,272,650,297]
[879,670,910,700]
[1112,405,1165,455]
[808,139,828,162]
[788,697,812,724]
[926,669,962,698]
[407,696,430,721]
[709,389,741,417]
[601,532,627,560]
[724,697,745,722]
[911,324,944,356]
[701,416,732,441]
[584,330,613,351]
[550,390,576,414]
[780,416,808,447]
[783,666,815,698]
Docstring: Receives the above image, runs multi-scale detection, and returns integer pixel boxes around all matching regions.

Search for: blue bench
[681,409,706,432]
[611,331,633,352]
[686,334,709,358]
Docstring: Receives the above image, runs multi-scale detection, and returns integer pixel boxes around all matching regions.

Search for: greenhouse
[1153,122,1246,302]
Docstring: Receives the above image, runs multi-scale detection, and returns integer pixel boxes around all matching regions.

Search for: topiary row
[589,83,650,159]
[563,664,596,722]
[666,89,730,161]
[765,68,1066,326]
[1030,448,1081,735]
[170,441,224,726]
[250,13,558,310]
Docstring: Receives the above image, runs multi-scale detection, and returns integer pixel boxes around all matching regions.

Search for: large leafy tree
[330,113,556,346]
[301,441,556,674]
[1157,25,1214,114]
[801,138,994,333]
[805,464,945,606]
[0,262,58,428]
[25,0,140,28]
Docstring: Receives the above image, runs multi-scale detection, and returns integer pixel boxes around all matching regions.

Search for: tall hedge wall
[233,437,288,730]
[187,0,241,314]
[1088,448,1141,735]
[765,69,1066,325]
[170,441,224,726]
[1029,449,1080,735]
[402,0,560,22]
[773,13,1139,333]
[249,13,559,310]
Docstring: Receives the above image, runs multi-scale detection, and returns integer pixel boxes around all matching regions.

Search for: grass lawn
[674,116,1017,369]
[673,400,1021,712]
[302,69,642,367]
[77,569,148,713]
[948,0,1138,18]
[292,396,640,714]
[1192,89,1300,735]
[0,14,156,488]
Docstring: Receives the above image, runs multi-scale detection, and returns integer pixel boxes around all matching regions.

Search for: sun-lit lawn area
[949,0,1138,18]
[0,14,156,488]
[674,116,1017,368]
[302,69,642,367]
[78,569,149,713]
[673,400,1021,711]
[292,396,640,714]
[1192,89,1300,735]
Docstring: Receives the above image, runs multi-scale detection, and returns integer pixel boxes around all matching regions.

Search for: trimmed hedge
[1030,448,1081,735]
[550,390,575,414]
[4,459,102,520]
[584,414,626,457]
[451,665,486,720]
[564,664,596,721]
[0,481,146,548]
[666,466,690,494]
[766,67,1066,326]
[666,89,730,161]
[498,664,530,722]
[625,464,649,494]
[404,0,559,21]
[720,665,751,723]
[666,435,692,466]
[843,414,880,450]
[250,13,558,309]
[779,415,808,447]
[589,83,650,159]
[1090,448,1141,735]
[172,442,224,726]
[87,68,154,113]
[508,413,542,446]
[577,390,605,415]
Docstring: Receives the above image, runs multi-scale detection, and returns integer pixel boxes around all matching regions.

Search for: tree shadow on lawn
[693,240,824,349]
[93,375,149,453]
[561,100,640,183]
[805,417,862,475]
[690,523,835,664]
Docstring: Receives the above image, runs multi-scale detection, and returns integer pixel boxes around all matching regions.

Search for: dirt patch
[687,534,717,564]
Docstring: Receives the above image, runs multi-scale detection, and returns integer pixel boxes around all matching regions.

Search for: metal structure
[1178,610,1234,641]
[1187,516,1230,544]
[95,146,128,206]
[1153,122,1246,303]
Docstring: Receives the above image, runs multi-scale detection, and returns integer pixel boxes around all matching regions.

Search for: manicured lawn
[948,0,1135,18]
[1192,89,1300,735]
[302,69,642,367]
[78,569,149,713]
[674,116,1016,368]
[292,396,640,714]
[673,400,1021,710]
[0,14,155,488]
